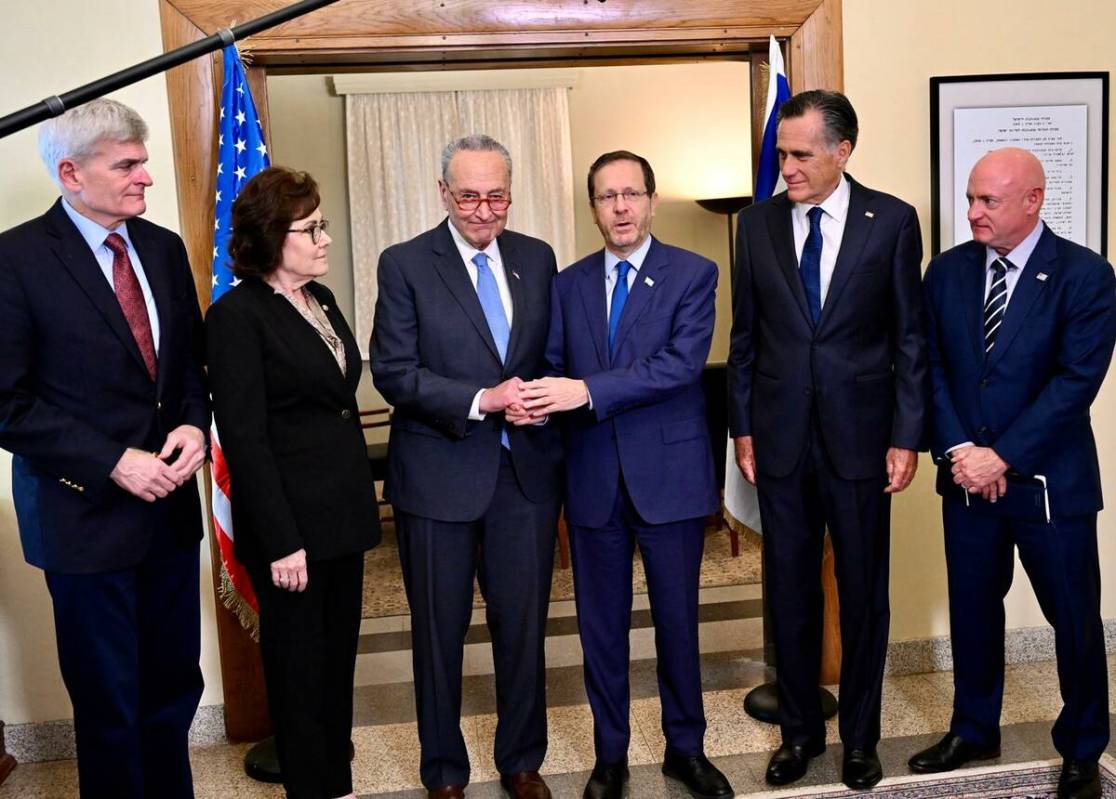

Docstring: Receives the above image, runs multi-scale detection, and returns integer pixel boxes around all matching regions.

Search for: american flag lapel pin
[1036,272,1049,282]
[644,276,655,287]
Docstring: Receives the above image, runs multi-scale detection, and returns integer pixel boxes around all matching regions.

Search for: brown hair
[228,167,321,278]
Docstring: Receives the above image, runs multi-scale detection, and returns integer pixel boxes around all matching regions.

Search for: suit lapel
[766,195,813,328]
[985,227,1057,372]
[46,202,151,377]
[430,220,502,364]
[817,179,873,330]
[961,244,987,365]
[498,233,527,371]
[575,252,609,370]
[304,281,360,393]
[611,237,669,358]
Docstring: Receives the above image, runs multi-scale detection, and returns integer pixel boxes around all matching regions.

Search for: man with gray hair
[371,134,562,799]
[0,98,208,797]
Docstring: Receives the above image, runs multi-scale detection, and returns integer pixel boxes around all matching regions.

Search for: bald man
[911,148,1114,799]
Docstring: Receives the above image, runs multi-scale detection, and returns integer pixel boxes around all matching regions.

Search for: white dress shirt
[791,173,851,306]
[984,219,1044,305]
[61,197,161,351]
[446,222,514,421]
[603,233,652,322]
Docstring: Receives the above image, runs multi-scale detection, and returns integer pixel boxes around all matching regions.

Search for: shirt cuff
[469,389,487,421]
[946,441,974,455]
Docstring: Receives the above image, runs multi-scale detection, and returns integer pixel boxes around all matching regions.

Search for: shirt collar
[61,197,133,254]
[793,173,850,225]
[447,218,502,268]
[984,219,1044,272]
[604,234,652,276]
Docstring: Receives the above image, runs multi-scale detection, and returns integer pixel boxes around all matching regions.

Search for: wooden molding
[160,0,845,736]
[0,721,15,786]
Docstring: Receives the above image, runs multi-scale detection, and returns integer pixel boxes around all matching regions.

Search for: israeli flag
[754,35,792,201]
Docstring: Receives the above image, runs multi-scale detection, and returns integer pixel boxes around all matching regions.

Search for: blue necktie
[473,252,510,447]
[800,206,823,325]
[608,260,632,354]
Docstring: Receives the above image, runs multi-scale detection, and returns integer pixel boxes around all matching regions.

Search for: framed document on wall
[930,71,1109,256]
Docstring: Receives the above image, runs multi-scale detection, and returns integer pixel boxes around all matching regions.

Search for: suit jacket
[206,278,381,567]
[370,219,562,522]
[924,225,1116,516]
[547,237,719,528]
[727,176,928,480]
[0,199,208,574]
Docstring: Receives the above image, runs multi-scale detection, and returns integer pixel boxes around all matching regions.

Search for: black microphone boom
[0,0,341,140]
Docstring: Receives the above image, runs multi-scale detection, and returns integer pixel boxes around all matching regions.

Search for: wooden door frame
[158,0,843,742]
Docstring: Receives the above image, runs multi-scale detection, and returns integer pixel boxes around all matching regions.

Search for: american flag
[211,43,270,637]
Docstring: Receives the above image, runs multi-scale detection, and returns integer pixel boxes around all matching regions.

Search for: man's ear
[57,158,82,193]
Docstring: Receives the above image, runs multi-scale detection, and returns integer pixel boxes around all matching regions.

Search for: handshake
[479,376,590,426]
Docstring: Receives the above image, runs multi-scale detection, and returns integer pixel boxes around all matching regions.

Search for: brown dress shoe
[500,770,552,799]
[429,786,466,799]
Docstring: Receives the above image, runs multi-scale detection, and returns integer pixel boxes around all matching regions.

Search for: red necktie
[104,233,157,380]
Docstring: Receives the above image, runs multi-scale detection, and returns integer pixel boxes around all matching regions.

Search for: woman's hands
[271,548,309,592]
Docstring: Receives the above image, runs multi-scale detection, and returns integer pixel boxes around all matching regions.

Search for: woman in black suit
[206,167,381,799]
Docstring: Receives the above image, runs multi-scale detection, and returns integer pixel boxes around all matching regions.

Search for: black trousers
[756,423,891,749]
[249,552,365,799]
[396,450,559,790]
[45,535,202,799]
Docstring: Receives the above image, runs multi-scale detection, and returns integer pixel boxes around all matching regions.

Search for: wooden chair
[360,408,392,521]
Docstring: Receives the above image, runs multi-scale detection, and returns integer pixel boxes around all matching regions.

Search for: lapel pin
[644,276,655,287]
[512,270,521,280]
[322,304,330,311]
[864,211,875,218]
[1036,272,1048,282]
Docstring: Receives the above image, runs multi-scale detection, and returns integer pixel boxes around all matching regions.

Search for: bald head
[966,147,1045,254]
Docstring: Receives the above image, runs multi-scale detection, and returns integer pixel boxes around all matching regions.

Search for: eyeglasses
[592,189,651,205]
[287,219,330,244]
[447,190,512,213]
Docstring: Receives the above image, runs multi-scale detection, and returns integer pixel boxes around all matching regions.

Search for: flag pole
[0,0,340,140]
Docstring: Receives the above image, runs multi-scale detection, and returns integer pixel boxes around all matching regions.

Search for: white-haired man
[0,98,208,798]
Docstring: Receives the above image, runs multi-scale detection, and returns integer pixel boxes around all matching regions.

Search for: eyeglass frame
[444,188,513,213]
[591,189,652,206]
[287,219,331,244]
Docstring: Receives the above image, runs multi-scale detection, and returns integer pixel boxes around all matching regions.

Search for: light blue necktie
[473,252,511,447]
[800,206,823,325]
[608,260,632,355]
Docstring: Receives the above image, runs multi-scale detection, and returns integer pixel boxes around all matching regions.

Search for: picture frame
[930,71,1109,256]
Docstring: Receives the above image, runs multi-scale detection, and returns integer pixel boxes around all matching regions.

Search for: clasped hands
[109,424,207,503]
[949,444,1010,502]
[480,376,590,425]
[733,435,919,494]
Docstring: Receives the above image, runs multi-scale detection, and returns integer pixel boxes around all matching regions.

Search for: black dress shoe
[1058,760,1101,799]
[842,748,883,790]
[765,741,826,786]
[908,732,1000,774]
[661,750,733,798]
[583,759,629,799]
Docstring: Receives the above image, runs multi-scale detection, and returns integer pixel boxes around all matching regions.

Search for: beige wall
[843,0,1116,639]
[0,0,1112,729]
[0,1,224,724]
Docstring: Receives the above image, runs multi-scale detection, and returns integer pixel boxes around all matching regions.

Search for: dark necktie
[608,260,632,354]
[104,233,157,380]
[984,257,1013,353]
[473,252,510,448]
[800,206,824,325]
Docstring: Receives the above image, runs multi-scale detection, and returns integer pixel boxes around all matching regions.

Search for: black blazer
[206,278,381,567]
[0,199,208,574]
[727,176,929,480]
[370,220,562,522]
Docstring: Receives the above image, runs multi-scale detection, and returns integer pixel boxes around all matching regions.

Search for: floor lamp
[695,195,839,725]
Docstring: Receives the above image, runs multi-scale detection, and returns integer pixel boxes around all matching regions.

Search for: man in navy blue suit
[519,151,732,799]
[911,148,1114,799]
[0,99,208,798]
[728,90,927,790]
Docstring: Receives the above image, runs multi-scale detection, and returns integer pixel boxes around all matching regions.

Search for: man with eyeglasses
[518,151,732,799]
[370,134,562,799]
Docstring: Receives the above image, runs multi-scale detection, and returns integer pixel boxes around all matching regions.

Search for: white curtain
[345,87,576,354]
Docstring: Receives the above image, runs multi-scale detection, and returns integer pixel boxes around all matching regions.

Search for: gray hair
[440,134,513,183]
[38,98,149,186]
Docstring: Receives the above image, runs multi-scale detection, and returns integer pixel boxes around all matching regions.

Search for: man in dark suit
[727,90,927,790]
[910,148,1114,799]
[370,135,562,799]
[0,99,208,798]
[519,151,733,799]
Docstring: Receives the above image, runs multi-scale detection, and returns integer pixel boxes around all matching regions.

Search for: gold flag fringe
[218,561,260,642]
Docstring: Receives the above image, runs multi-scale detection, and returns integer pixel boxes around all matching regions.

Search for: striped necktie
[983,256,1014,353]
